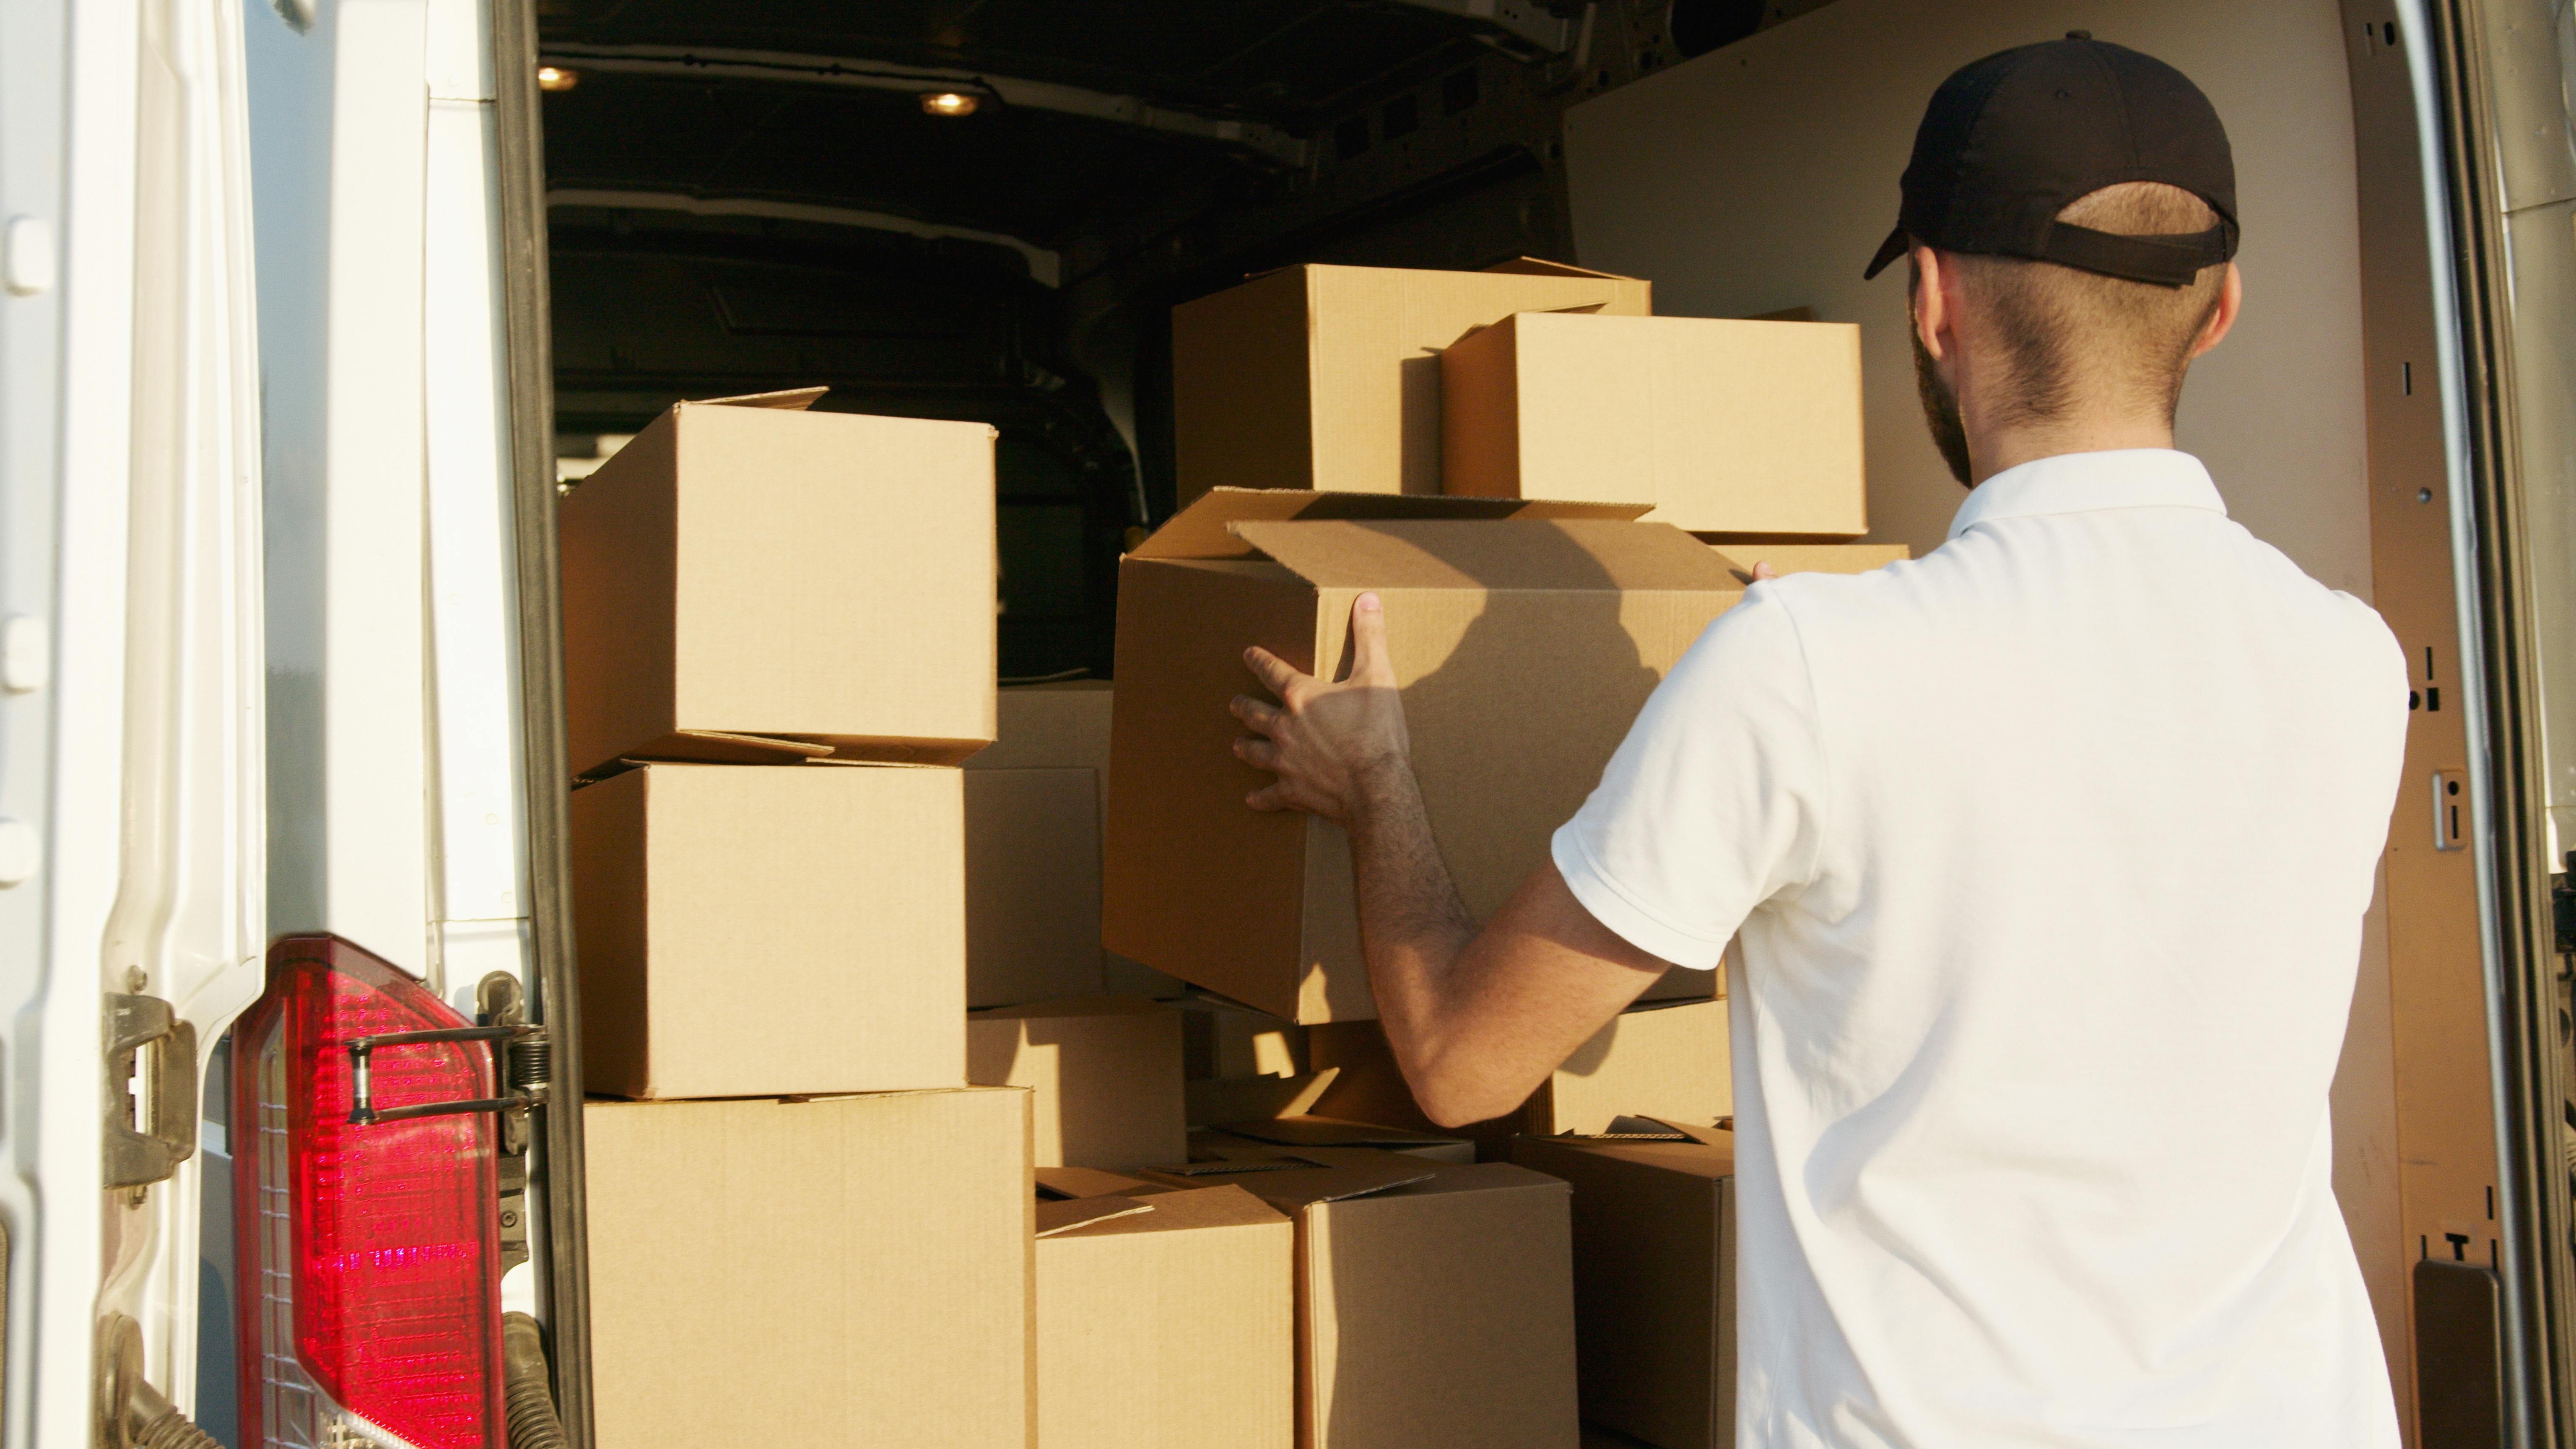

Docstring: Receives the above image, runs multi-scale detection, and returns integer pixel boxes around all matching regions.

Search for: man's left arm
[1228,593,1679,1128]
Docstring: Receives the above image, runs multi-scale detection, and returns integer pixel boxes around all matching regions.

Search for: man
[1227,35,2406,1449]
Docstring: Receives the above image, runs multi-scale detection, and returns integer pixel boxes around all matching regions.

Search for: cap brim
[1862,225,1910,280]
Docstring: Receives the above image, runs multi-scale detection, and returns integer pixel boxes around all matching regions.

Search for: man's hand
[1230,591,1409,826]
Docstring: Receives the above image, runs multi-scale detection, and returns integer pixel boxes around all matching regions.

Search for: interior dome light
[921,91,980,117]
[536,65,578,92]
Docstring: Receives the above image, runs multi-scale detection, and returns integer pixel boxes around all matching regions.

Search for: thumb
[1349,592,1396,685]
[1751,560,1779,582]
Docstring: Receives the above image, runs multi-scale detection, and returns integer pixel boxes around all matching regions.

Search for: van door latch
[104,992,198,1189]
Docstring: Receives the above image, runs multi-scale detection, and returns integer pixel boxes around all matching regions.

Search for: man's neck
[1967,414,2175,487]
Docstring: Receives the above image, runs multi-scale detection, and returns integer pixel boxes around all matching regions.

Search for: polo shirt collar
[1946,449,2228,542]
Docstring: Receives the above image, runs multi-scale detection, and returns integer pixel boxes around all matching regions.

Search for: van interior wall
[1558,0,2406,1402]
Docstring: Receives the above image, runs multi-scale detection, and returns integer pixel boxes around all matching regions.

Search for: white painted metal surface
[0,0,265,1437]
[250,0,436,979]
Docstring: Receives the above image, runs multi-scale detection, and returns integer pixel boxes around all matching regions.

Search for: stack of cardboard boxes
[562,259,1890,1449]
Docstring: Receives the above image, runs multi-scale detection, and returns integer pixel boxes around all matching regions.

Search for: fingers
[1751,560,1779,581]
[1242,645,1309,701]
[1348,592,1395,686]
[1228,693,1282,735]
[1231,736,1280,771]
[1246,782,1290,812]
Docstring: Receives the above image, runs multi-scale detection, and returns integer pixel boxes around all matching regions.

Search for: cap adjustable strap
[2039,221,2234,287]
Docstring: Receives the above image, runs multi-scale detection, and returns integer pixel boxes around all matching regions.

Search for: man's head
[1872,36,2242,484]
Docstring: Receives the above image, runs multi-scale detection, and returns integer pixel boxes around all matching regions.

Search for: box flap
[1142,1151,1435,1210]
[1641,1116,1732,1147]
[1034,1165,1161,1200]
[1184,1067,1338,1128]
[1215,1115,1466,1153]
[973,995,1173,1024]
[1482,256,1640,282]
[687,385,828,410]
[1035,1196,1156,1237]
[1132,486,1648,562]
[1229,518,1737,592]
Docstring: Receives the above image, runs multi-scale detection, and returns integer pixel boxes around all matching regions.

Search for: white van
[6,0,2569,1444]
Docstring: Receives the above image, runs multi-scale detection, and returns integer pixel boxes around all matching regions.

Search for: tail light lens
[234,934,503,1449]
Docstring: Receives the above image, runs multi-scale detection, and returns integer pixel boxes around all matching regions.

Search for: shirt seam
[1948,499,2227,540]
[1560,826,1736,954]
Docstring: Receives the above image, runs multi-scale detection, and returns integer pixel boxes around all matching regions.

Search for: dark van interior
[534,0,1828,680]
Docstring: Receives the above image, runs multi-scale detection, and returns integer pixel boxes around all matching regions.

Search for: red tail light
[234,934,503,1449]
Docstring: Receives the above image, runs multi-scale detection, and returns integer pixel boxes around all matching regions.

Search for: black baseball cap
[1863,33,2238,287]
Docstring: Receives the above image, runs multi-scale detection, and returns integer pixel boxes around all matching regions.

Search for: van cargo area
[18,0,2571,1447]
[506,3,2547,1443]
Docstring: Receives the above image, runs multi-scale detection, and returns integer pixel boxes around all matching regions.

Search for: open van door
[0,0,267,1442]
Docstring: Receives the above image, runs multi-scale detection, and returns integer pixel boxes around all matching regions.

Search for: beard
[1911,328,1974,487]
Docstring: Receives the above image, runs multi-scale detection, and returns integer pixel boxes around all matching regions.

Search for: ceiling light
[536,65,579,92]
[920,90,979,117]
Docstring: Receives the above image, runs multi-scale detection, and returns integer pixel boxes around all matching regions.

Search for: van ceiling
[535,0,1807,680]
[537,0,1548,246]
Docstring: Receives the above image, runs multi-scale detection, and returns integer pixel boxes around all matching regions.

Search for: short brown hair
[1946,182,2228,427]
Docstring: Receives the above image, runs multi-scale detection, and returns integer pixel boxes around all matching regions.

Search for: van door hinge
[343,972,550,1145]
[103,993,197,1191]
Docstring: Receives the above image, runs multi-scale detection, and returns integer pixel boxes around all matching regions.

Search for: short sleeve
[1550,587,1828,970]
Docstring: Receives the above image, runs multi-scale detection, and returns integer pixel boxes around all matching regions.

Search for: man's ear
[2189,262,2243,358]
[1911,244,1950,362]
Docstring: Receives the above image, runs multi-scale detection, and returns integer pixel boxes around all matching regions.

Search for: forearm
[1345,760,1480,1081]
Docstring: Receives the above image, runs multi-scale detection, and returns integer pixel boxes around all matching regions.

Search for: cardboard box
[571,761,964,1099]
[972,680,1114,776]
[965,682,1118,1005]
[1442,312,1866,536]
[1173,260,1651,505]
[1034,1173,1294,1449]
[1139,1146,1580,1448]
[1510,1129,1737,1449]
[965,768,1104,1006]
[1700,541,1909,579]
[1182,1002,1309,1082]
[558,387,998,776]
[1310,997,1730,1155]
[966,997,1187,1169]
[1104,489,1742,1023]
[586,1088,1034,1449]
[1210,1116,1476,1165]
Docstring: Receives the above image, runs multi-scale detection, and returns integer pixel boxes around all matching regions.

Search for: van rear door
[0,0,267,1442]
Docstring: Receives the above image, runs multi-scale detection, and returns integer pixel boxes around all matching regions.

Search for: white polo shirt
[1553,449,2407,1449]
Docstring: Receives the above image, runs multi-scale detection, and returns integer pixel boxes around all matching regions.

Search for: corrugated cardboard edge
[1035,1196,1157,1237]
[1481,256,1639,282]
[688,385,828,410]
[1132,487,1651,562]
[1640,1117,1733,1148]
[578,728,990,776]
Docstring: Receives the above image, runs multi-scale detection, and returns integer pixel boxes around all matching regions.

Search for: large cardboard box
[1510,1130,1737,1449]
[1173,260,1651,505]
[1034,1173,1294,1449]
[558,387,998,776]
[964,768,1104,1006]
[966,681,1171,1005]
[1310,997,1731,1156]
[966,997,1187,1169]
[1140,1145,1579,1448]
[1700,541,1908,579]
[1442,312,1866,536]
[586,1089,1034,1449]
[1104,489,1742,1023]
[571,761,965,1098]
